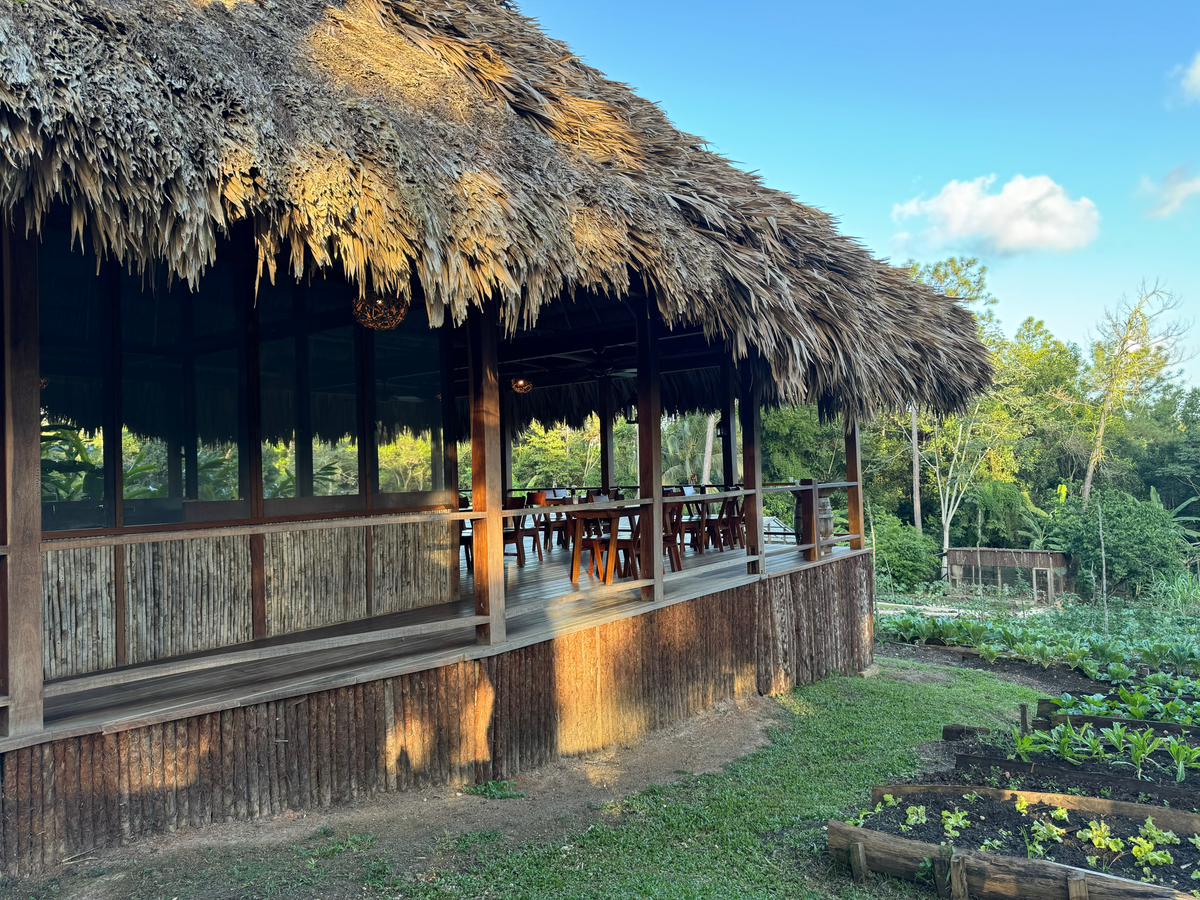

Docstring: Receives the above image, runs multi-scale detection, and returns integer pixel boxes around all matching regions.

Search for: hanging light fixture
[511,377,533,394]
[353,290,409,330]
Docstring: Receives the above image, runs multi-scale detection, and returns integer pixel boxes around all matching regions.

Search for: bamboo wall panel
[125,537,254,665]
[371,522,454,614]
[4,553,872,875]
[264,527,367,636]
[41,547,117,680]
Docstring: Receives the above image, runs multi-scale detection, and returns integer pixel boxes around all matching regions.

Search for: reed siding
[263,527,368,636]
[371,521,454,614]
[41,547,117,680]
[124,536,254,665]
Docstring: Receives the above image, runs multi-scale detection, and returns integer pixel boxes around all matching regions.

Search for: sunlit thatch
[0,0,990,420]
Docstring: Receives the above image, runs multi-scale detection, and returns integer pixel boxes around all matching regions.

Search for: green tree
[1079,285,1186,504]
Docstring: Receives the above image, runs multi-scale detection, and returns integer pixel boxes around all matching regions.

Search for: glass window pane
[39,220,111,531]
[373,305,444,495]
[121,259,249,526]
[309,327,359,496]
[194,349,244,503]
[260,337,297,499]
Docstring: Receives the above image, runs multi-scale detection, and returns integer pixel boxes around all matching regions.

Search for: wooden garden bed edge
[828,820,1192,899]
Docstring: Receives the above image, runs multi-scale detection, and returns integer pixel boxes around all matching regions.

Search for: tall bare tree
[910,405,922,535]
[1081,284,1188,505]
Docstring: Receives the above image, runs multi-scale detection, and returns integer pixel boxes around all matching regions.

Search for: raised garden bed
[954,752,1200,806]
[830,785,1200,898]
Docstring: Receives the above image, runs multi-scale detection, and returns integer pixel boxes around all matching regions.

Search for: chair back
[682,485,696,496]
[528,491,548,507]
[586,492,610,504]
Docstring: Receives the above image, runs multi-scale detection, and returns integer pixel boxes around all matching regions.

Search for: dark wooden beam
[720,357,736,488]
[598,375,615,493]
[845,417,865,551]
[3,219,43,734]
[468,307,505,645]
[739,364,763,577]
[636,302,663,602]
[440,323,460,601]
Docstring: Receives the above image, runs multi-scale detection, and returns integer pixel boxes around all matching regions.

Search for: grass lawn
[1,658,1038,900]
[400,658,1038,900]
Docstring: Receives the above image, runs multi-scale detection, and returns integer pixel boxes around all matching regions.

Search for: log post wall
[0,552,872,874]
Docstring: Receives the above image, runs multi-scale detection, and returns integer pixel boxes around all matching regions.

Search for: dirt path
[2,696,783,900]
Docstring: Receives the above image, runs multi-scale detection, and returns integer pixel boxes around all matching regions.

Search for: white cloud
[1141,166,1200,217]
[1182,51,1200,100]
[892,174,1099,256]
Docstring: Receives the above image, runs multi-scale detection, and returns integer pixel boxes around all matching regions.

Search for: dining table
[566,505,634,585]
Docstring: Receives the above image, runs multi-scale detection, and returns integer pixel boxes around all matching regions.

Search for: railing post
[720,357,736,489]
[598,375,615,495]
[636,301,663,602]
[800,478,819,563]
[468,306,505,644]
[3,218,44,734]
[845,416,865,551]
[739,364,763,577]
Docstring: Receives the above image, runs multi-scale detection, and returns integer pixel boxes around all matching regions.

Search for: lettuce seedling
[942,808,969,838]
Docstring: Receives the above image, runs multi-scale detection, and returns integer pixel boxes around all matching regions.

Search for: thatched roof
[0,0,991,421]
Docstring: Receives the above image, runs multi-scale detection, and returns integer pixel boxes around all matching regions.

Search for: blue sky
[517,0,1200,385]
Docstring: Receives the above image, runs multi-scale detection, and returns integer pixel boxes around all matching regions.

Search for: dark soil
[965,742,1200,793]
[876,642,1099,695]
[916,765,1196,809]
[860,790,1200,891]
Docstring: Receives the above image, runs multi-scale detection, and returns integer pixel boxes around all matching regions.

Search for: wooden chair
[502,497,543,567]
[458,494,474,573]
[542,488,573,549]
[680,486,708,553]
[707,495,745,551]
[662,499,685,572]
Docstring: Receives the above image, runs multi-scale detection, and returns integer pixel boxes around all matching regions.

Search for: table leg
[604,524,619,585]
[570,516,583,584]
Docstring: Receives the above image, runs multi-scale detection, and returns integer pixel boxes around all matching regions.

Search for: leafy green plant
[1050,807,1070,822]
[1078,820,1125,853]
[1139,817,1180,846]
[1128,729,1165,780]
[1031,820,1066,845]
[1130,837,1173,867]
[906,806,928,827]
[466,780,526,799]
[1166,736,1200,782]
[942,808,970,838]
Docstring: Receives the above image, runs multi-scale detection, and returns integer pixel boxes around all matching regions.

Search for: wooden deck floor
[24,536,842,750]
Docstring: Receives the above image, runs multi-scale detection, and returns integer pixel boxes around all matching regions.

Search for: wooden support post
[932,857,951,899]
[3,220,44,734]
[244,229,266,639]
[848,841,869,884]
[636,301,663,602]
[499,393,512,502]
[844,416,865,551]
[739,365,763,576]
[800,478,819,563]
[720,358,736,488]
[1019,702,1030,736]
[468,307,505,645]
[948,857,968,900]
[598,375,615,495]
[1067,873,1089,900]
[441,325,460,600]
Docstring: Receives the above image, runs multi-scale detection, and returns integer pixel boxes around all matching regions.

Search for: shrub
[872,512,940,590]
[1049,490,1185,597]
